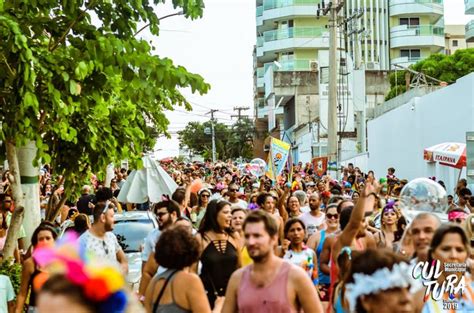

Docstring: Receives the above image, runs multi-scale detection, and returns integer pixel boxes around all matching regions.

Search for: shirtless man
[222,210,323,313]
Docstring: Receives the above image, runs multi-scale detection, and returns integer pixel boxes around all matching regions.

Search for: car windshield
[113,219,154,253]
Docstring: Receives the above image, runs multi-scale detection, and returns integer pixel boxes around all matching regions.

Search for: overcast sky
[151,0,471,158]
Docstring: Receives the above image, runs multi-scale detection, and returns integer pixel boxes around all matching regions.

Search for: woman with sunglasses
[196,199,240,309]
[192,188,211,229]
[286,195,303,219]
[307,203,340,304]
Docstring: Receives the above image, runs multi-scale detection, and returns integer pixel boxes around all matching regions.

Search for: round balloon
[249,158,267,177]
[398,178,448,215]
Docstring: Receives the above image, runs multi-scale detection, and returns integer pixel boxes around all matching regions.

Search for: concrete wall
[367,73,474,193]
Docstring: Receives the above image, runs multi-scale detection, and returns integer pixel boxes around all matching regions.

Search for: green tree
[178,118,255,160]
[0,0,209,258]
[228,117,255,159]
[386,49,474,100]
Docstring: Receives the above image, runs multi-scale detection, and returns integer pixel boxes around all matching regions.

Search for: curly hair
[154,226,200,270]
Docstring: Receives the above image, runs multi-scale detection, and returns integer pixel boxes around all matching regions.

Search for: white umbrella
[117,156,178,203]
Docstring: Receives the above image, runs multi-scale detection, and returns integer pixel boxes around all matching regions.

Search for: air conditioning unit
[365,62,380,70]
[310,60,319,72]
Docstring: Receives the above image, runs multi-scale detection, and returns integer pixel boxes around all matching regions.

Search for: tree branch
[49,1,96,52]
[134,11,184,37]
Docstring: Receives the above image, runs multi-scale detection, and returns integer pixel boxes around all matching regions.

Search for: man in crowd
[138,199,181,298]
[299,192,325,236]
[79,202,128,273]
[228,183,247,209]
[76,185,94,215]
[409,212,441,264]
[222,210,323,313]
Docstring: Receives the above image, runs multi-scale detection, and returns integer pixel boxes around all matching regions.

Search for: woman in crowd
[351,191,360,205]
[192,188,211,229]
[231,207,251,266]
[286,195,303,219]
[16,223,58,313]
[280,219,318,287]
[196,200,240,309]
[307,203,340,303]
[418,224,474,312]
[344,249,415,313]
[374,202,401,250]
[145,226,222,313]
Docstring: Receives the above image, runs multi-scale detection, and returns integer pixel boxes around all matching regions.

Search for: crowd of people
[0,159,473,312]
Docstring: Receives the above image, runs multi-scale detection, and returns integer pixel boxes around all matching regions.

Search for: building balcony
[467,20,474,42]
[257,105,284,119]
[466,0,474,14]
[390,56,422,68]
[390,25,445,49]
[389,0,443,20]
[257,0,321,28]
[256,27,328,57]
[276,59,315,71]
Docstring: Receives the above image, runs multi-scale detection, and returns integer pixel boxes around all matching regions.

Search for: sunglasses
[452,218,465,224]
[102,240,109,255]
[229,189,239,192]
[327,213,339,219]
[201,194,210,198]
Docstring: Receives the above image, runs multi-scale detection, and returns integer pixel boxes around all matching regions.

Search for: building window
[400,49,421,60]
[453,40,458,47]
[399,17,420,27]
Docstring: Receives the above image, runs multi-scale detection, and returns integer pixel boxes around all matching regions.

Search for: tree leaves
[178,118,255,160]
[386,49,474,100]
[0,0,209,200]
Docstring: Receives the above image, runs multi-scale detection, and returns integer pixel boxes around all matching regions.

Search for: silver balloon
[399,178,448,214]
[249,158,267,177]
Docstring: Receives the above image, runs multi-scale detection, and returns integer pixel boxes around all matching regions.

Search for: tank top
[316,230,330,285]
[28,264,42,307]
[200,234,239,308]
[327,238,364,313]
[237,261,296,313]
[152,269,191,313]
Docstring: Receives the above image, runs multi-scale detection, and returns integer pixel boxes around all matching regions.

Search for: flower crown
[345,262,416,312]
[33,232,128,313]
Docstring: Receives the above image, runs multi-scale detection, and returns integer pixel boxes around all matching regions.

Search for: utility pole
[318,0,344,173]
[232,106,250,121]
[207,109,218,163]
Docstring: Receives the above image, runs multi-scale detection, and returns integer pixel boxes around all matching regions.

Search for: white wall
[367,73,474,193]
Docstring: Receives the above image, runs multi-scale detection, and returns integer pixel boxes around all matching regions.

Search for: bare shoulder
[229,266,246,282]
[23,257,35,271]
[288,263,310,282]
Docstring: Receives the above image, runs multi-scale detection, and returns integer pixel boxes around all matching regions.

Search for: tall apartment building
[345,0,444,69]
[253,0,446,162]
[465,0,474,43]
[254,0,331,161]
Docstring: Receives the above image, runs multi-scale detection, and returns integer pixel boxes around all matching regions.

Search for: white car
[113,211,157,291]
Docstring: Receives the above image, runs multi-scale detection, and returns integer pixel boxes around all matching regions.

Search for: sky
[150,0,471,159]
